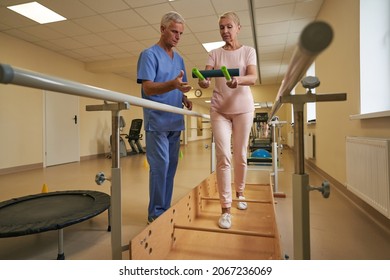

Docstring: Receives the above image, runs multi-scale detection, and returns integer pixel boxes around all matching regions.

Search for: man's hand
[175,70,192,93]
[182,95,193,110]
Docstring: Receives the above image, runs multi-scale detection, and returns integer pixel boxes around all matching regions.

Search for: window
[358,0,390,118]
[290,63,316,123]
[306,63,316,123]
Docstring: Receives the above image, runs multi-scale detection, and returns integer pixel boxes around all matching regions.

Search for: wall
[308,0,390,184]
[0,32,221,172]
[0,14,313,173]
[0,33,140,170]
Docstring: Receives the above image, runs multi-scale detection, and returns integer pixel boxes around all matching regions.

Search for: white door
[45,91,80,166]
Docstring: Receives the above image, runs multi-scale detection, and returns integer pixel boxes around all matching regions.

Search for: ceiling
[0,0,324,88]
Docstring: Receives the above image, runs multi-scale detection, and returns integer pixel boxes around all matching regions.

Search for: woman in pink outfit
[198,11,258,229]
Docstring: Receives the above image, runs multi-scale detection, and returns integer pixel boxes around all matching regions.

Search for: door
[45,91,80,166]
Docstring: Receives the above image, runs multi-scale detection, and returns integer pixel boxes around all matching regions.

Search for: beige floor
[0,139,389,260]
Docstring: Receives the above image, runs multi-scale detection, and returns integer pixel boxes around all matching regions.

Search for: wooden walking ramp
[129,172,282,259]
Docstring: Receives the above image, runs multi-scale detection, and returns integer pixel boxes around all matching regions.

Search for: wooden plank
[174,224,275,238]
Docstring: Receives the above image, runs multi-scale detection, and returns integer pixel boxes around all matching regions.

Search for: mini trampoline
[0,190,110,260]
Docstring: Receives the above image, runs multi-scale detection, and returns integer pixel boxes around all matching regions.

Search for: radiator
[346,137,390,219]
[304,133,315,159]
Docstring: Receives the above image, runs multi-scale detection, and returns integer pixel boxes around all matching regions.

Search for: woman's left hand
[226,77,238,88]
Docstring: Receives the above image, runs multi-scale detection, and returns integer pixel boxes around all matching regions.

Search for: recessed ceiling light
[7,2,66,24]
[202,41,225,52]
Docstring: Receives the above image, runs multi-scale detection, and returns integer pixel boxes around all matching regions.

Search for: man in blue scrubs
[137,11,192,223]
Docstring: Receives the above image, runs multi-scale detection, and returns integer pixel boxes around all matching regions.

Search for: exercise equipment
[221,66,232,81]
[0,190,110,259]
[0,64,210,120]
[248,149,272,164]
[192,68,205,80]
[108,117,145,158]
[129,172,282,260]
[191,68,239,78]
[0,63,209,260]
[123,118,145,155]
[249,112,271,154]
[269,118,287,198]
[268,21,346,260]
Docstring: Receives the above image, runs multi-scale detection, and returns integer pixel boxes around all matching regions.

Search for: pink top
[206,45,256,114]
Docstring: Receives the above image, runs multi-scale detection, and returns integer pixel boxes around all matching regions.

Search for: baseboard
[0,163,43,175]
[80,153,107,161]
[0,153,107,175]
[305,160,390,235]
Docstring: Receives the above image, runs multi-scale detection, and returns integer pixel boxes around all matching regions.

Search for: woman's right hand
[198,78,210,89]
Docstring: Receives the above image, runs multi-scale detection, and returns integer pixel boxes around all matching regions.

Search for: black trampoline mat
[0,190,110,238]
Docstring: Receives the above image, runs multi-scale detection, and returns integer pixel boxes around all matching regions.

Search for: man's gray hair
[161,11,185,28]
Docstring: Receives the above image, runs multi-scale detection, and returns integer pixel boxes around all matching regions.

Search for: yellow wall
[309,0,390,184]
[0,33,143,169]
[0,32,216,171]
[0,30,287,172]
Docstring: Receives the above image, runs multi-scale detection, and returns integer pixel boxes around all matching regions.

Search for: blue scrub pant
[145,131,181,221]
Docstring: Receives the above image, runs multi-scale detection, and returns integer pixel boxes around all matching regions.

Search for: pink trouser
[211,110,254,209]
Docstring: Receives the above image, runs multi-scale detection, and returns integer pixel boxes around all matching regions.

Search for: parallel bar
[201,197,272,204]
[266,20,335,260]
[174,224,275,238]
[269,21,333,120]
[0,63,210,119]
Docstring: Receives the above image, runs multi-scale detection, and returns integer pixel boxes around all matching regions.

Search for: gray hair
[161,11,185,28]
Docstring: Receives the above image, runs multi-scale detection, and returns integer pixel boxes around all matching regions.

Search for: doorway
[45,91,80,166]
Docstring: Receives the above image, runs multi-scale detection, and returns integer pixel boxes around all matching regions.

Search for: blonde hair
[161,11,185,28]
[219,11,241,27]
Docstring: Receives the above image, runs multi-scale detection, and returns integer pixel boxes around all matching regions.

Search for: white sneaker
[218,213,232,229]
[237,196,248,210]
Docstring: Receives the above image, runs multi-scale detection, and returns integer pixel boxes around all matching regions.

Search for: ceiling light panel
[7,2,66,24]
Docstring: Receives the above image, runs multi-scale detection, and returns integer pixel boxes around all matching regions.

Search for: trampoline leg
[57,229,65,260]
[107,206,111,232]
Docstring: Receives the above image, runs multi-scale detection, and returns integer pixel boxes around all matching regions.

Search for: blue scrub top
[137,44,187,132]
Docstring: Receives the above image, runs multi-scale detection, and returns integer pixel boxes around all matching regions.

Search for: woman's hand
[226,77,239,88]
[198,78,210,89]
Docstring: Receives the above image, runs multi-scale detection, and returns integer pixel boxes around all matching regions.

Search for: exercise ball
[251,149,271,158]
